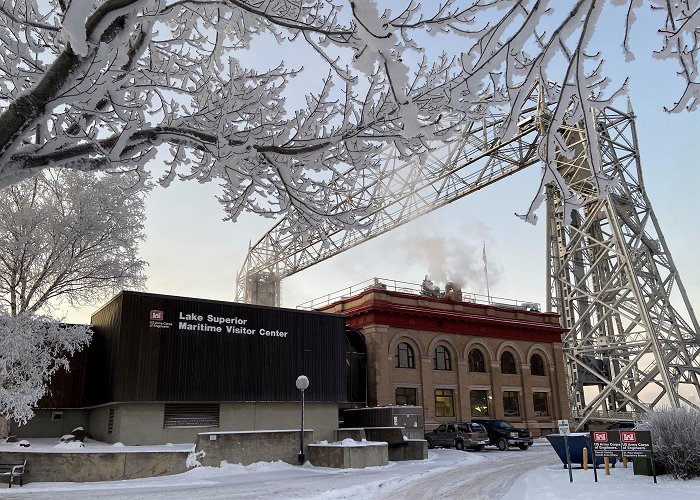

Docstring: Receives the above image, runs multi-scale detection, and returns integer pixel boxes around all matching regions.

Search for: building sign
[592,430,653,459]
[592,430,622,458]
[620,431,653,458]
[148,309,289,338]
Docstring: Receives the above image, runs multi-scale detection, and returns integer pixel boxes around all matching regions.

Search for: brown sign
[592,430,621,457]
[620,430,653,458]
[591,430,653,459]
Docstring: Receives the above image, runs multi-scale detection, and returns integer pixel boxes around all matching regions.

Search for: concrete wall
[194,430,314,466]
[388,440,428,461]
[88,405,113,443]
[16,402,339,446]
[10,410,89,439]
[307,442,388,468]
[0,451,189,484]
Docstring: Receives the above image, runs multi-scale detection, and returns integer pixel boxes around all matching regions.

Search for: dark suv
[606,421,635,430]
[472,419,533,451]
[424,422,490,451]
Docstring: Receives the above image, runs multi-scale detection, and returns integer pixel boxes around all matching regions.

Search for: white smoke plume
[397,229,499,294]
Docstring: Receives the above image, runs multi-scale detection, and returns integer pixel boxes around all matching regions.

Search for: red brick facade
[322,288,570,436]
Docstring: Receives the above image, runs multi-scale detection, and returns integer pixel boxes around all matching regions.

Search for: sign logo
[149,309,172,329]
[593,431,608,442]
[150,310,164,321]
[621,431,637,443]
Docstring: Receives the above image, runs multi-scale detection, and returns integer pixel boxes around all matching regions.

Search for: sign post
[558,419,573,483]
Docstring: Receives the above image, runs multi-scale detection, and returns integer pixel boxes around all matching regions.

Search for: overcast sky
[61,4,700,324]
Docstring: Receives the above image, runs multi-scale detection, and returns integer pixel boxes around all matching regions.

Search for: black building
[14,291,366,445]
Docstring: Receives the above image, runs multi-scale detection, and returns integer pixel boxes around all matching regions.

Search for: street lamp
[296,375,309,464]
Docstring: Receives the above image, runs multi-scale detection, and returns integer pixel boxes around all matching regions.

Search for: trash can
[632,457,666,476]
[545,433,616,467]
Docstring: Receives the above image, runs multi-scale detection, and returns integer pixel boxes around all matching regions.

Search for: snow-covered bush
[0,312,91,426]
[647,407,700,480]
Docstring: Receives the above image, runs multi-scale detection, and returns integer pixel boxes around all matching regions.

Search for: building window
[533,392,550,417]
[501,351,517,374]
[434,389,455,417]
[396,342,415,368]
[163,403,220,428]
[468,348,485,372]
[434,345,452,371]
[503,391,520,417]
[396,387,417,406]
[531,354,546,376]
[470,390,489,417]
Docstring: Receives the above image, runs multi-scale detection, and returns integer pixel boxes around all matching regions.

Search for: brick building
[320,282,570,436]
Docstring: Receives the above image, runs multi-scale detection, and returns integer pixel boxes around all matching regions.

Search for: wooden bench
[0,460,26,488]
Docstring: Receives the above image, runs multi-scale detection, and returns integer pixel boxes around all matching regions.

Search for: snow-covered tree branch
[0,1,697,228]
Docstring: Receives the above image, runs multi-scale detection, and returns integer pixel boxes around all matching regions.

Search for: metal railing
[297,277,541,312]
[569,408,647,422]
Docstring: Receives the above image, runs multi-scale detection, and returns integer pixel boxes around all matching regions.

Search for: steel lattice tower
[235,84,700,426]
[545,105,700,427]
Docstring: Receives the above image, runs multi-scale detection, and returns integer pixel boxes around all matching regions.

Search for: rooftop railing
[297,277,541,312]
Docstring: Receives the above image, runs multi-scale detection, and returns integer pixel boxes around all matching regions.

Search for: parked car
[472,419,533,451]
[424,422,490,451]
[606,421,636,430]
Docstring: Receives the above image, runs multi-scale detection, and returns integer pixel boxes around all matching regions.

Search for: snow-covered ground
[0,439,696,499]
[0,438,193,454]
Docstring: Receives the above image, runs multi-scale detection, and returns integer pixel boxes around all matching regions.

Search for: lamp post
[296,375,309,464]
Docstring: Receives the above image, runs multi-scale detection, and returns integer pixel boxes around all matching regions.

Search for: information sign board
[592,430,621,458]
[558,419,570,435]
[591,430,653,459]
[620,431,653,458]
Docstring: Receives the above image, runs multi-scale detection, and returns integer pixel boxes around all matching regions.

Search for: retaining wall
[0,450,189,484]
[195,430,314,466]
[307,442,388,468]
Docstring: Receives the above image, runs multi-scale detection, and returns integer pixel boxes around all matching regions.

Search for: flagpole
[483,241,491,304]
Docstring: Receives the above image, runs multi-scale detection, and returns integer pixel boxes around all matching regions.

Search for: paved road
[0,443,558,499]
[379,445,559,499]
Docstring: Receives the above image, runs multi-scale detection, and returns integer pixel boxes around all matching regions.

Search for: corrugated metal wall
[84,294,124,405]
[85,291,347,404]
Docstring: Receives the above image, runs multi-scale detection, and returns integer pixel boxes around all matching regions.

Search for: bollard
[623,457,628,468]
[604,457,610,475]
[582,448,588,470]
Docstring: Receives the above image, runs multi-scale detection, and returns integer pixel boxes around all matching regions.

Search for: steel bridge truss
[546,106,700,426]
[235,83,546,305]
[236,84,700,426]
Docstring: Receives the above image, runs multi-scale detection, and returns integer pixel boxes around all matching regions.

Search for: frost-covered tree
[0,312,90,432]
[0,169,146,433]
[0,1,697,228]
[647,407,700,480]
[0,169,148,315]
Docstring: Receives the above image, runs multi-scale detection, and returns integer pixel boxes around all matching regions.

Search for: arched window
[530,354,546,376]
[468,348,485,372]
[434,345,452,371]
[501,351,517,374]
[396,342,415,368]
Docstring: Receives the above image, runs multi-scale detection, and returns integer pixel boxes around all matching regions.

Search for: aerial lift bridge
[235,82,700,429]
